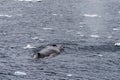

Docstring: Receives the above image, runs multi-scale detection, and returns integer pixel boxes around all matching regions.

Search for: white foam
[31,37,39,40]
[90,35,100,38]
[80,34,84,37]
[52,14,58,16]
[83,14,101,18]
[98,54,103,57]
[0,32,7,35]
[76,32,84,37]
[66,30,73,33]
[23,44,35,49]
[115,43,120,46]
[113,28,119,31]
[66,74,72,77]
[39,38,45,41]
[43,27,53,30]
[76,32,81,35]
[79,26,83,28]
[52,14,63,16]
[14,71,27,76]
[0,14,12,17]
[107,36,112,39]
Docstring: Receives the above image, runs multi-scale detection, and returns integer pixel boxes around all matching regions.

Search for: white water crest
[90,35,100,38]
[39,38,45,41]
[98,54,103,57]
[14,71,27,76]
[31,37,39,40]
[0,14,12,17]
[83,14,101,18]
[113,28,120,31]
[23,44,35,49]
[114,43,120,46]
[66,74,72,77]
[43,27,53,30]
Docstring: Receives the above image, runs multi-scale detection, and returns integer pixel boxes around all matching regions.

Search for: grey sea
[0,0,120,80]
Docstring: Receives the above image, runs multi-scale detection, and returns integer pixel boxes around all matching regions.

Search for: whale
[33,44,64,59]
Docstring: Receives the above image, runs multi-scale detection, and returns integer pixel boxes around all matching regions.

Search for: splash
[90,35,100,38]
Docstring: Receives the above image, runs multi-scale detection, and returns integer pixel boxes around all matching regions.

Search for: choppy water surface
[0,0,120,80]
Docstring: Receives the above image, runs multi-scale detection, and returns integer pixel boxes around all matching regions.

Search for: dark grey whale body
[33,44,64,59]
